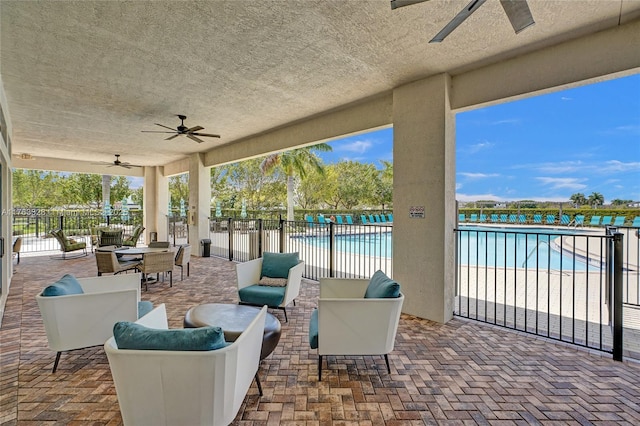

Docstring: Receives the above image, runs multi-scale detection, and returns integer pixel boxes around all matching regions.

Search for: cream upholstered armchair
[308,271,404,380]
[236,252,304,322]
[105,304,267,426]
[35,273,145,372]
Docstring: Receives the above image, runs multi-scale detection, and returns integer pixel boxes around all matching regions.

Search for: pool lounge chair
[533,214,542,224]
[387,214,393,222]
[479,214,487,222]
[360,215,368,224]
[490,214,499,223]
[613,216,626,226]
[379,215,387,223]
[589,216,601,226]
[500,214,508,223]
[335,215,344,224]
[469,214,478,222]
[459,214,466,222]
[560,214,571,225]
[345,215,354,225]
[601,216,613,226]
[631,216,640,228]
[374,214,382,223]
[546,215,556,225]
[518,214,527,223]
[369,214,375,224]
[318,215,327,224]
[570,215,585,227]
[508,214,517,223]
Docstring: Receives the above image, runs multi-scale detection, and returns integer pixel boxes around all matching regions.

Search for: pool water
[302,226,599,271]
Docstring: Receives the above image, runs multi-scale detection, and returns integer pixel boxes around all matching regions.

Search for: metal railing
[12,210,144,253]
[453,225,638,359]
[207,218,393,281]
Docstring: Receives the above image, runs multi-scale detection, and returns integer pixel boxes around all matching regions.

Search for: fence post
[59,215,64,231]
[257,219,263,258]
[612,232,624,361]
[228,218,234,261]
[329,221,335,278]
[279,218,285,253]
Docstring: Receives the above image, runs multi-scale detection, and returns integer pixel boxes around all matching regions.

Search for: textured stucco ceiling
[2,0,639,169]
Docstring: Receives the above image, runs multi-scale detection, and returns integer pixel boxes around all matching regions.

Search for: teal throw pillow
[364,270,400,298]
[41,274,84,296]
[260,252,299,279]
[113,321,228,351]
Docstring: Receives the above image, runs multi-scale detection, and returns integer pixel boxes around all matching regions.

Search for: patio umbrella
[168,202,173,217]
[103,202,112,218]
[215,201,222,218]
[179,199,186,218]
[240,199,247,219]
[120,198,129,221]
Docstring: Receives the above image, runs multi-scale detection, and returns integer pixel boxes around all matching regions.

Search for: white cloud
[536,177,587,191]
[335,140,372,154]
[462,141,494,154]
[600,160,640,173]
[490,118,521,125]
[561,96,572,101]
[458,172,500,179]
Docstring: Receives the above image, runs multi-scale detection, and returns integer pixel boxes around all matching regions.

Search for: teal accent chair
[236,252,305,322]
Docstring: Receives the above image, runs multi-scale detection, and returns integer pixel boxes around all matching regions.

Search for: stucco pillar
[143,166,169,243]
[392,74,456,323]
[187,153,211,256]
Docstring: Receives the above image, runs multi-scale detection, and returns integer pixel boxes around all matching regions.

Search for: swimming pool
[300,226,600,271]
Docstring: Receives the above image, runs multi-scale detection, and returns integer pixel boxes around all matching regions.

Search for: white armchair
[35,273,142,372]
[105,304,267,426]
[236,252,304,322]
[309,276,404,380]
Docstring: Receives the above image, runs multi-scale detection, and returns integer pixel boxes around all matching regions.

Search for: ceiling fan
[93,154,140,169]
[391,0,535,43]
[142,114,220,143]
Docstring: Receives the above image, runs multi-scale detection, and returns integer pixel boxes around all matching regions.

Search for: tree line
[12,145,394,220]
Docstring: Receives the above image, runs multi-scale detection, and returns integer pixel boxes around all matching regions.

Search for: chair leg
[254,372,263,396]
[187,262,190,277]
[318,355,323,381]
[282,307,288,323]
[384,354,391,374]
[169,271,172,287]
[17,253,20,264]
[52,352,62,373]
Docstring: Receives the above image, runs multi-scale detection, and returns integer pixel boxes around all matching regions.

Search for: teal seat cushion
[364,270,400,298]
[239,284,286,307]
[41,274,84,296]
[261,252,299,279]
[309,308,319,349]
[113,322,227,351]
[137,301,154,319]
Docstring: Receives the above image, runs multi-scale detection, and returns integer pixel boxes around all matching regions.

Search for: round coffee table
[183,303,281,360]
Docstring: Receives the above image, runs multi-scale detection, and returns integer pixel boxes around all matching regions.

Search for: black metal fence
[453,225,638,359]
[12,210,144,253]
[206,218,393,281]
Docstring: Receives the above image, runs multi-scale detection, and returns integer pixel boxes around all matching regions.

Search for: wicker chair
[138,251,174,290]
[122,225,145,248]
[95,251,141,276]
[98,229,124,247]
[174,244,191,280]
[148,241,170,249]
[50,229,88,259]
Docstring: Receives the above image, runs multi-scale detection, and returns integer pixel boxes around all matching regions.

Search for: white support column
[143,166,169,243]
[392,74,456,324]
[187,153,211,256]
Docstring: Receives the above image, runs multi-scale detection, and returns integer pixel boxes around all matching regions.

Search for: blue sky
[320,74,640,204]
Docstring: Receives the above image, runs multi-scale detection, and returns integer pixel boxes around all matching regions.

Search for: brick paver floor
[2,253,639,425]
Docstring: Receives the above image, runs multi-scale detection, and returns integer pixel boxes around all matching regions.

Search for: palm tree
[260,144,332,220]
[588,192,604,208]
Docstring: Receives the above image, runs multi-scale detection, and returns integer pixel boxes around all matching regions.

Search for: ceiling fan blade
[141,130,177,134]
[191,132,221,138]
[154,123,177,131]
[500,0,535,34]
[186,125,204,133]
[165,134,180,141]
[187,134,205,143]
[429,0,487,43]
[390,0,428,10]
